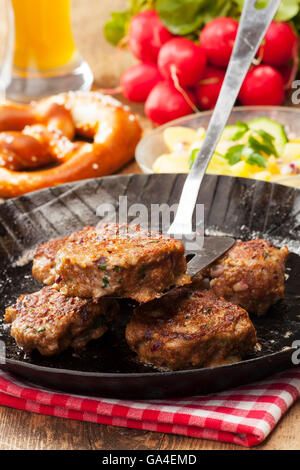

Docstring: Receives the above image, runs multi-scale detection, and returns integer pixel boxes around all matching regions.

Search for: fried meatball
[5,287,118,356]
[32,223,190,303]
[126,288,257,371]
[193,239,289,316]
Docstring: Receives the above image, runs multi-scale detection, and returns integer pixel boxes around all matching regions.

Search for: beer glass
[0,0,14,101]
[3,0,93,102]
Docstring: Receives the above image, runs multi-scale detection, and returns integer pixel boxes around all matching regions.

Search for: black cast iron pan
[0,173,299,399]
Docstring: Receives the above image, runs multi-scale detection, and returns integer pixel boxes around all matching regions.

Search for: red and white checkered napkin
[0,368,299,447]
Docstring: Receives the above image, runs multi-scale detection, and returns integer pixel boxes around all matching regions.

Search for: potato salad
[153,118,300,186]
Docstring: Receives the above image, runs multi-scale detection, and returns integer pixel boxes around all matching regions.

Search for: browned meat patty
[126,288,257,371]
[32,223,190,303]
[5,287,118,356]
[33,226,92,285]
[193,239,289,316]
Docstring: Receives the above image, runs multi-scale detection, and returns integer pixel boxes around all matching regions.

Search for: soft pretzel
[0,91,142,198]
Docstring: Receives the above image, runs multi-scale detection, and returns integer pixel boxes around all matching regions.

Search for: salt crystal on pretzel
[0,91,142,198]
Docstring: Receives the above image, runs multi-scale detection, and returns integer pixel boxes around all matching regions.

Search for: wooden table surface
[0,0,299,451]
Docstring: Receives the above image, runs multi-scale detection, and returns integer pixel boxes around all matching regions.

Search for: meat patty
[5,287,118,356]
[33,226,92,285]
[32,223,190,303]
[193,239,289,316]
[126,288,257,371]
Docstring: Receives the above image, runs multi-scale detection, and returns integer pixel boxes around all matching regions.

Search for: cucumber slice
[247,117,288,155]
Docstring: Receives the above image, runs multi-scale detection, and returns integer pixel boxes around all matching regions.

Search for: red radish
[276,62,299,90]
[120,63,162,102]
[277,64,292,87]
[196,66,225,110]
[157,37,207,87]
[128,10,173,62]
[239,65,284,106]
[145,81,197,125]
[199,17,238,67]
[258,22,298,67]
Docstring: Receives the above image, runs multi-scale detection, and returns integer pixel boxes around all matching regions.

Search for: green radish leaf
[157,0,240,36]
[103,0,300,47]
[235,0,300,21]
[200,0,240,24]
[272,0,300,21]
[157,0,208,36]
[129,0,155,15]
[104,11,130,45]
[104,0,300,49]
[104,1,158,46]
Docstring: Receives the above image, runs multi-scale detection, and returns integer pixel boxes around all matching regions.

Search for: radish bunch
[239,21,298,106]
[117,12,298,125]
[122,11,207,125]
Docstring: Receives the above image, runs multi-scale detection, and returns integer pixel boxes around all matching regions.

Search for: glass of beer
[5,0,93,102]
[0,0,14,101]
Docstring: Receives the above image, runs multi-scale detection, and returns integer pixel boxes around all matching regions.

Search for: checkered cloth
[0,368,299,447]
